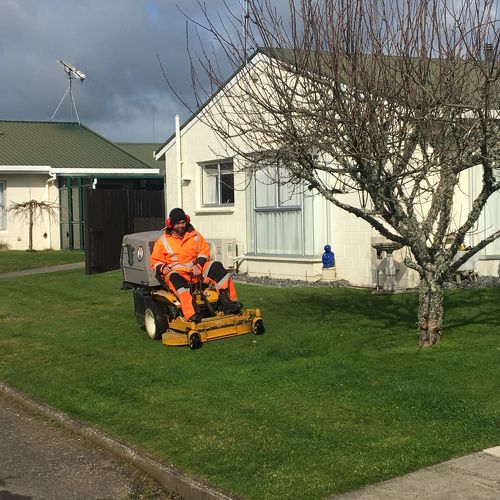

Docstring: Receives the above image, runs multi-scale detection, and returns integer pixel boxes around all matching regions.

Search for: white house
[155,49,500,287]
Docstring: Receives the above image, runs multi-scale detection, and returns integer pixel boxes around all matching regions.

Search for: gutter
[0,165,52,174]
[0,166,161,176]
[51,168,161,175]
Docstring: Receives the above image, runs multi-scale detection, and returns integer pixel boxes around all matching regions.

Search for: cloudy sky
[0,0,248,143]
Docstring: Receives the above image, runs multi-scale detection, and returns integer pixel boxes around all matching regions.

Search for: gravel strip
[232,272,500,290]
[232,272,350,288]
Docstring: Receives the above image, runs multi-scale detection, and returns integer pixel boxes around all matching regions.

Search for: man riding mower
[150,208,242,323]
[121,208,264,349]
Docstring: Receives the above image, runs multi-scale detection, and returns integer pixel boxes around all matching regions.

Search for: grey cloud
[0,0,240,142]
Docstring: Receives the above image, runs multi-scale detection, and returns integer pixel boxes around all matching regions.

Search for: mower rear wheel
[144,305,168,340]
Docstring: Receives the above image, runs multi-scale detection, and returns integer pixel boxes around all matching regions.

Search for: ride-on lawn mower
[121,230,264,349]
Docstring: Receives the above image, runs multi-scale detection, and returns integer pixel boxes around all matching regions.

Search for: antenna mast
[243,0,250,63]
[51,60,86,125]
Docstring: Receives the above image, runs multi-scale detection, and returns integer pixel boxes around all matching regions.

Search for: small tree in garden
[181,0,500,347]
[8,200,57,252]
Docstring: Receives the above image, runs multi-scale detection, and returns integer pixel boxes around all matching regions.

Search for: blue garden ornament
[322,244,335,268]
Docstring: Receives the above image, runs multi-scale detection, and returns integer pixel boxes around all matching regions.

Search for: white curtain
[202,166,219,205]
[255,167,276,207]
[255,210,302,254]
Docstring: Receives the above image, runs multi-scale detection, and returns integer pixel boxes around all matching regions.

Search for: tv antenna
[51,60,86,125]
[242,0,250,63]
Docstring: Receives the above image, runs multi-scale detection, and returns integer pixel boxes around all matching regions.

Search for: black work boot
[187,313,202,323]
[218,290,242,315]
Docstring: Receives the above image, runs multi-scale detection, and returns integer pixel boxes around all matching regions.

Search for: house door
[83,188,164,274]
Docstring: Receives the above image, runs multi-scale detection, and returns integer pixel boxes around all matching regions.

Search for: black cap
[169,208,187,226]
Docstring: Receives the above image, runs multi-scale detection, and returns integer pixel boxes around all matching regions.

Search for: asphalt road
[0,395,173,500]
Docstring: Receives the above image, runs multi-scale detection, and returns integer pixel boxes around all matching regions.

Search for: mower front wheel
[188,331,202,350]
[253,319,265,335]
[144,305,168,340]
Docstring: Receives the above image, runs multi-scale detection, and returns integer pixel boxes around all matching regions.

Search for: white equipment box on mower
[121,230,163,287]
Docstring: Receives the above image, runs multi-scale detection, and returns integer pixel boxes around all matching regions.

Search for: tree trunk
[418,276,443,347]
[28,204,34,252]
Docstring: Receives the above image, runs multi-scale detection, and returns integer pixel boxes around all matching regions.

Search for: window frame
[200,160,235,207]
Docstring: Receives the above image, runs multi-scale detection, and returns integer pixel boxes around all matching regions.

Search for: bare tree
[8,200,57,252]
[182,0,500,347]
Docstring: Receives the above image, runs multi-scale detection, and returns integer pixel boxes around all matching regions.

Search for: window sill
[244,253,322,263]
[195,207,235,215]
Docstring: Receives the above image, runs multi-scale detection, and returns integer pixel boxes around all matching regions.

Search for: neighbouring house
[154,50,500,287]
[0,121,163,251]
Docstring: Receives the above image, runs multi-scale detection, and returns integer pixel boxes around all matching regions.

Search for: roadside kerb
[0,382,238,500]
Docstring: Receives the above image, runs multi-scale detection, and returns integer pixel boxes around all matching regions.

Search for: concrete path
[330,449,500,499]
[0,261,85,279]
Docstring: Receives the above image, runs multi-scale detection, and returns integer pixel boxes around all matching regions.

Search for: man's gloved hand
[160,263,171,274]
[191,263,202,277]
[155,263,171,283]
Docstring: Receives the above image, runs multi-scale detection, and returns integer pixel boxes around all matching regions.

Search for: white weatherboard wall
[0,173,60,251]
[164,119,248,257]
[328,198,420,289]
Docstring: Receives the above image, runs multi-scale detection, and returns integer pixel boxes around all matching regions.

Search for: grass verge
[0,269,499,499]
[0,250,85,273]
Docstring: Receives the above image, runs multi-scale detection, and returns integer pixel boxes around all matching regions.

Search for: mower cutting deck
[161,307,264,349]
[121,230,264,349]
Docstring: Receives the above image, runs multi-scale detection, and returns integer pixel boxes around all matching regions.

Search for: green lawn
[0,249,84,273]
[0,269,499,499]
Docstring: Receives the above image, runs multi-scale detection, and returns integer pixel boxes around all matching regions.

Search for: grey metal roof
[115,142,163,169]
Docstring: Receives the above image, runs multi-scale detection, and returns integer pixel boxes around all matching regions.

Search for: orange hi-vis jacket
[150,226,211,278]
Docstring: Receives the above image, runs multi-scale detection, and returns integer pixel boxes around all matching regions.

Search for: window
[481,190,500,257]
[472,166,500,258]
[255,165,301,208]
[0,181,5,230]
[201,161,234,206]
[253,165,303,255]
